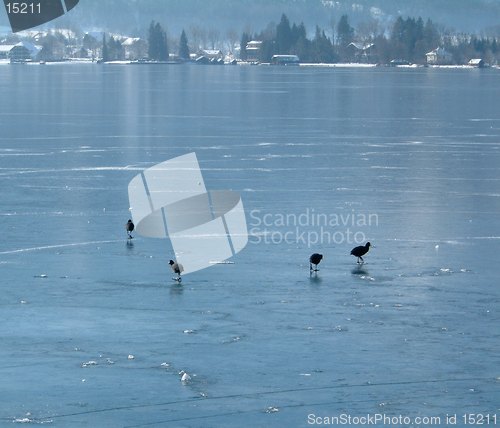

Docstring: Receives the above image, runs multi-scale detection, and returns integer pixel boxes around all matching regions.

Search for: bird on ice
[179,370,191,383]
[309,253,323,271]
[350,242,371,264]
[169,259,184,281]
[125,219,134,239]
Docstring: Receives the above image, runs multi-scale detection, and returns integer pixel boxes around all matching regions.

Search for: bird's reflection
[351,264,369,276]
[170,282,184,296]
[126,239,134,249]
[309,273,323,284]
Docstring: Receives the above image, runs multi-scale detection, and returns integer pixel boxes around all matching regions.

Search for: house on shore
[426,47,452,65]
[199,49,223,61]
[245,40,262,63]
[0,45,15,60]
[121,37,147,60]
[195,49,224,65]
[0,41,42,62]
[270,54,300,65]
[468,58,485,68]
[347,42,375,63]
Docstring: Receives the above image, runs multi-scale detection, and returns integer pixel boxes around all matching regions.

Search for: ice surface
[0,65,499,426]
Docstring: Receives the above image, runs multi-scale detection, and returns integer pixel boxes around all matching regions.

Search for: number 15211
[6,3,42,14]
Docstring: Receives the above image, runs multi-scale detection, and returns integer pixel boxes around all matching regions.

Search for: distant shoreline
[0,58,498,70]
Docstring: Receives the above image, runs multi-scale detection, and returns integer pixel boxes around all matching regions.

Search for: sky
[1,0,499,38]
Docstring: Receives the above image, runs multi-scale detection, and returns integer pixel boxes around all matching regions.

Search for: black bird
[350,242,371,264]
[125,219,134,239]
[169,259,184,280]
[309,253,323,271]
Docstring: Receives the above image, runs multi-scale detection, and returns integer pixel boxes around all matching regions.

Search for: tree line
[29,14,500,64]
[99,20,190,62]
[240,13,500,65]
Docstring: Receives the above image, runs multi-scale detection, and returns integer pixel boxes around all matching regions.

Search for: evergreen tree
[390,16,430,62]
[290,22,309,61]
[39,33,64,61]
[293,35,311,62]
[412,17,426,61]
[83,34,98,50]
[259,39,276,62]
[337,15,354,47]
[390,16,412,60]
[107,36,124,61]
[102,33,109,61]
[179,29,190,60]
[83,33,99,59]
[423,19,440,50]
[491,38,498,55]
[373,34,391,64]
[391,16,405,44]
[240,32,250,61]
[148,21,168,61]
[148,21,157,59]
[157,23,168,61]
[311,26,334,63]
[276,13,292,53]
[291,22,307,47]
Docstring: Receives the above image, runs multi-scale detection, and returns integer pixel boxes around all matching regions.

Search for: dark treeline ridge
[239,13,500,65]
[22,12,500,65]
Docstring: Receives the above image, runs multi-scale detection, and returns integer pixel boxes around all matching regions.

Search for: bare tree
[207,28,221,50]
[225,29,239,54]
[329,16,336,44]
[357,18,381,41]
[188,25,204,52]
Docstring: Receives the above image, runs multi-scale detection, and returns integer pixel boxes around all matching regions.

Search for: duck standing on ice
[169,260,184,282]
[309,253,323,272]
[350,242,371,264]
[125,219,134,239]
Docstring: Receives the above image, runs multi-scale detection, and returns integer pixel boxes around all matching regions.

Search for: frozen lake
[0,64,499,427]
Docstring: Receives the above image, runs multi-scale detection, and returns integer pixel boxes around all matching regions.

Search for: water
[0,64,499,427]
